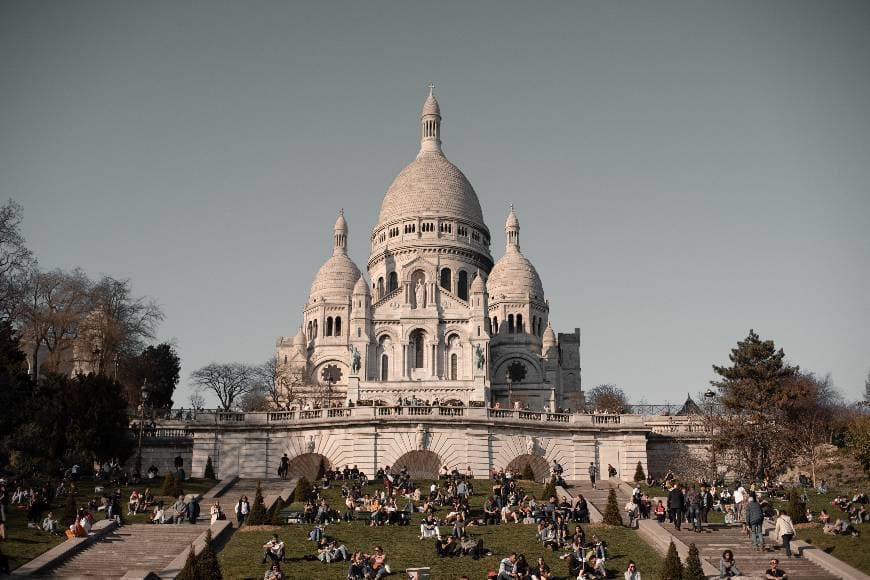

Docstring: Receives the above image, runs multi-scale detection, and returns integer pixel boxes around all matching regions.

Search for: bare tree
[782,372,842,487]
[0,199,34,321]
[188,388,205,410]
[586,384,629,413]
[256,356,311,409]
[190,362,256,411]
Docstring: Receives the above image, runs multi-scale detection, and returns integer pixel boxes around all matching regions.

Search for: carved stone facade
[275,89,584,411]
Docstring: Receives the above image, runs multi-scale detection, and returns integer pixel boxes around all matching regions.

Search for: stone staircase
[574,479,841,580]
[45,523,209,578]
[215,478,292,525]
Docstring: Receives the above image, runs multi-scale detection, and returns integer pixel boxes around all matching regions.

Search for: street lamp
[135,380,148,479]
[704,389,717,484]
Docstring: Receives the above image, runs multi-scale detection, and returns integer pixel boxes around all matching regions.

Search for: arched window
[357,327,361,338]
[377,277,385,299]
[493,317,499,333]
[516,314,523,334]
[450,353,458,380]
[457,270,468,301]
[440,268,452,291]
[532,316,537,335]
[326,317,333,336]
[508,314,514,334]
[538,319,543,336]
[412,330,425,368]
[313,319,318,338]
[307,321,312,338]
[284,355,287,364]
[388,272,398,292]
[381,354,389,381]
[334,317,342,336]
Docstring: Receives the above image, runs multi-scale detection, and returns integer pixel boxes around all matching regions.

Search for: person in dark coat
[187,496,200,524]
[667,482,685,531]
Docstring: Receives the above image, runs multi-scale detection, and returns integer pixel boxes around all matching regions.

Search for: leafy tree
[204,456,216,480]
[315,457,326,481]
[684,543,704,580]
[294,477,313,502]
[786,489,808,524]
[62,489,78,526]
[175,545,198,580]
[662,540,684,580]
[190,362,257,411]
[195,528,222,580]
[121,343,180,410]
[711,329,799,480]
[634,461,646,482]
[0,199,34,320]
[162,472,185,498]
[541,480,557,501]
[846,415,870,476]
[586,384,628,413]
[521,463,535,481]
[62,373,133,465]
[246,481,267,525]
[0,321,33,467]
[602,488,623,526]
[865,369,870,403]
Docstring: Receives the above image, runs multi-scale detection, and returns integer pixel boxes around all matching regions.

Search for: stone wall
[125,439,193,477]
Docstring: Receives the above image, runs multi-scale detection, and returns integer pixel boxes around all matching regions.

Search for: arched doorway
[506,454,551,482]
[286,453,332,482]
[393,450,441,479]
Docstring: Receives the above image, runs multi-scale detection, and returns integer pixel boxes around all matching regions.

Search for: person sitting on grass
[368,545,390,579]
[436,535,460,557]
[497,552,518,580]
[346,551,367,579]
[579,555,607,579]
[261,534,285,564]
[317,538,349,563]
[532,557,551,580]
[501,503,520,523]
[41,511,60,534]
[263,562,284,580]
[419,514,440,539]
[624,560,642,580]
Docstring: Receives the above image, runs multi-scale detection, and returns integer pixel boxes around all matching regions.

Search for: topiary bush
[522,463,536,481]
[662,540,684,580]
[176,545,198,580]
[315,457,326,481]
[541,480,557,501]
[245,481,267,525]
[62,490,78,526]
[195,528,223,580]
[161,472,176,496]
[684,543,704,580]
[787,488,808,524]
[294,476,313,502]
[602,488,623,526]
[268,497,285,525]
[634,461,646,482]
[204,456,216,480]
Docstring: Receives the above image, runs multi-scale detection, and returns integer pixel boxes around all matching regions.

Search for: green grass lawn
[3,476,216,571]
[796,523,869,573]
[218,479,664,580]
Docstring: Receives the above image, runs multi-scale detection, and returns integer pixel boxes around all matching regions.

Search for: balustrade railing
[138,427,192,439]
[592,414,621,424]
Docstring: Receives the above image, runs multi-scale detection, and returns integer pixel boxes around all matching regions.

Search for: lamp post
[704,388,717,483]
[135,380,148,478]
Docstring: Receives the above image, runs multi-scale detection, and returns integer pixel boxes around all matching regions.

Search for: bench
[279,509,303,524]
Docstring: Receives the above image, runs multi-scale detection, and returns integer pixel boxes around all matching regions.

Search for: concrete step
[47,523,209,578]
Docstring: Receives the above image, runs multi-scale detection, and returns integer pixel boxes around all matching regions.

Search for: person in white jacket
[774,510,797,558]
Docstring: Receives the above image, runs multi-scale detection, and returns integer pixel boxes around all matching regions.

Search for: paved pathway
[573,479,840,580]
[45,522,209,578]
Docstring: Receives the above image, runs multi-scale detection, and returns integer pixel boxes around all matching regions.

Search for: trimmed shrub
[315,458,326,481]
[602,488,623,526]
[684,543,704,580]
[245,481,267,525]
[521,463,535,481]
[787,488,808,524]
[294,477,313,502]
[195,528,222,580]
[268,497,285,525]
[634,461,646,482]
[662,540,684,580]
[161,472,184,498]
[62,490,78,526]
[175,545,198,580]
[204,456,216,480]
[541,480,557,501]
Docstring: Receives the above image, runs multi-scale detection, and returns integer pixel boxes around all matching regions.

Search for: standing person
[187,496,200,524]
[236,495,250,525]
[686,485,702,532]
[667,482,685,531]
[624,497,639,529]
[719,549,742,578]
[733,485,746,523]
[774,510,796,559]
[588,462,598,490]
[746,495,765,552]
[279,454,289,480]
[700,485,713,524]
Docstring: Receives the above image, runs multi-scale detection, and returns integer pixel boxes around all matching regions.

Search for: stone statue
[414,279,425,308]
[416,423,427,450]
[526,435,536,455]
[349,345,361,374]
[475,344,485,370]
[306,435,315,454]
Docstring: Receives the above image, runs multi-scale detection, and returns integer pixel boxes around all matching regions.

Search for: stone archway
[506,454,550,482]
[286,453,332,482]
[393,450,441,480]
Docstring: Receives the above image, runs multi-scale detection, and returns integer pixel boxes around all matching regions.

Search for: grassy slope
[218,479,664,580]
[3,476,215,571]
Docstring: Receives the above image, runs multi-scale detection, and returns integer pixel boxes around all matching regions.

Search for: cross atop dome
[428,82,436,96]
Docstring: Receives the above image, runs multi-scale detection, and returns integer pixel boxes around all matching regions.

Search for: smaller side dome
[470,271,486,294]
[334,209,348,233]
[292,327,306,347]
[543,321,557,346]
[353,276,370,295]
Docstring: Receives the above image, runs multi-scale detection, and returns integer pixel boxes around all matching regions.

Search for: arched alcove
[506,454,550,482]
[393,450,441,479]
[286,453,332,482]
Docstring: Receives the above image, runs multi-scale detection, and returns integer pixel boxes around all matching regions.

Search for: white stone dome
[377,151,485,227]
[309,254,361,302]
[353,275,370,295]
[487,250,545,302]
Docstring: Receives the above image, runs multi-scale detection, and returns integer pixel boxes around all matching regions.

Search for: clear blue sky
[2,0,868,406]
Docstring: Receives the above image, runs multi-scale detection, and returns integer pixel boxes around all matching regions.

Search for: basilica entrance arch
[392,450,441,480]
[506,454,550,483]
[286,453,332,482]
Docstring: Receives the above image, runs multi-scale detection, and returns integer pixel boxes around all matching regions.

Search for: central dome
[377,150,485,227]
